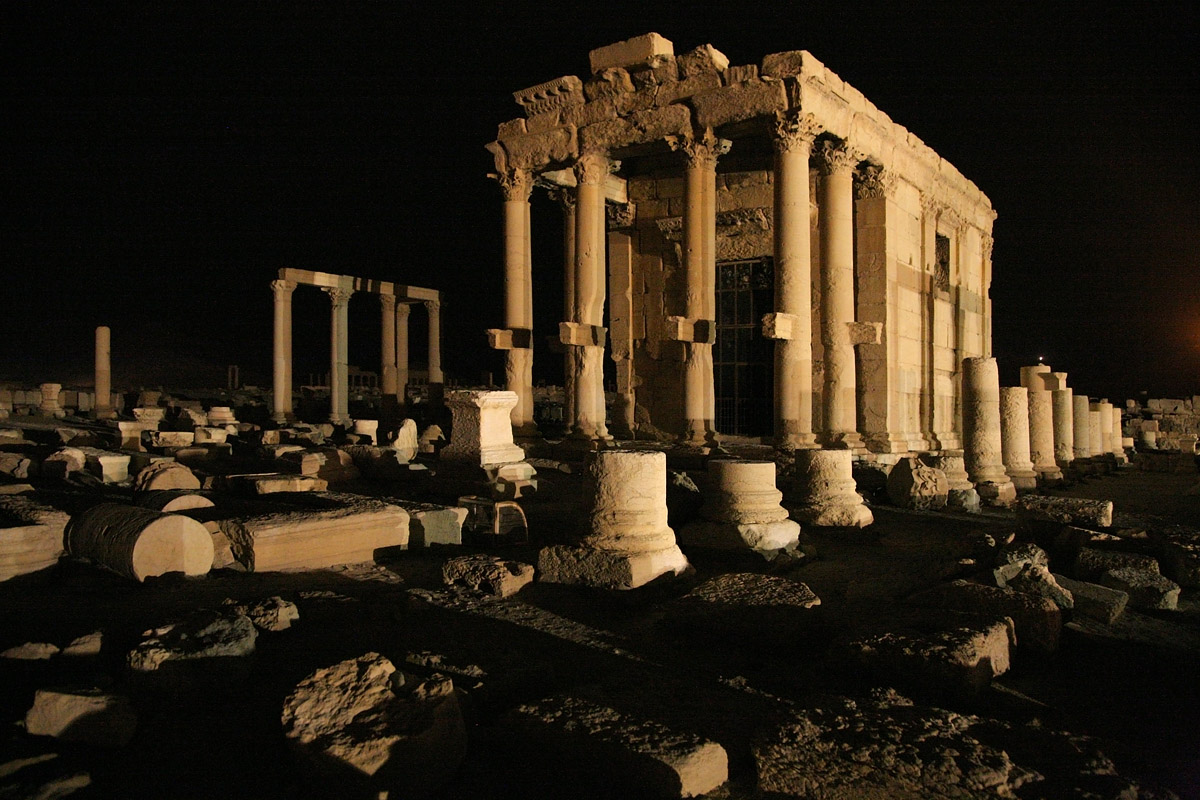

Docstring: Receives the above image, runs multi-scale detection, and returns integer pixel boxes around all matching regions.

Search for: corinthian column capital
[379,293,396,312]
[815,139,862,176]
[423,298,441,314]
[573,151,610,186]
[496,167,533,202]
[271,279,297,298]
[772,111,822,154]
[855,163,896,200]
[666,128,731,170]
[323,287,353,307]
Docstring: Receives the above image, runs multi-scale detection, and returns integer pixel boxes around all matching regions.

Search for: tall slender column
[93,325,114,419]
[395,302,410,402]
[323,287,352,425]
[271,280,296,423]
[557,188,578,429]
[561,151,610,442]
[669,130,727,447]
[962,357,1016,506]
[816,139,864,449]
[380,294,397,396]
[425,298,443,385]
[495,168,537,437]
[766,112,820,450]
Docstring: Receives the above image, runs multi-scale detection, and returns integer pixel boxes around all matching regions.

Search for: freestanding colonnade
[270,268,441,425]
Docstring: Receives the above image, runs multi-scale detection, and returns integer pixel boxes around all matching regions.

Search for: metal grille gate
[714,258,774,437]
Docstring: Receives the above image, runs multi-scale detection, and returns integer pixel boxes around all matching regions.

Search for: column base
[1006,468,1039,492]
[789,499,873,528]
[677,519,800,560]
[775,432,819,451]
[817,430,867,453]
[680,421,720,450]
[537,543,691,590]
[975,480,1017,508]
[864,432,912,455]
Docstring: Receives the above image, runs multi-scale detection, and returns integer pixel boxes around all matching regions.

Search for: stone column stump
[999,387,1038,491]
[961,357,1016,506]
[787,449,873,527]
[679,459,800,559]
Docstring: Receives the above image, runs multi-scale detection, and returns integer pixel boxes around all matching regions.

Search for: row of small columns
[493,114,902,448]
[270,279,441,425]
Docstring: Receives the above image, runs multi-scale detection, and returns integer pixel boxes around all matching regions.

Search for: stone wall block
[690,79,787,130]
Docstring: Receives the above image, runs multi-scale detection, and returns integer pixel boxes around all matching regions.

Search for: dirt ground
[1,458,1198,799]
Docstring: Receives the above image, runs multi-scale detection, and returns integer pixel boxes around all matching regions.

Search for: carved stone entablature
[606,202,636,230]
[815,139,862,176]
[656,217,683,241]
[666,128,732,171]
[982,233,994,260]
[542,184,576,211]
[583,68,635,102]
[513,75,585,117]
[855,163,896,200]
[495,168,534,202]
[772,111,822,154]
[654,208,771,243]
[573,152,611,186]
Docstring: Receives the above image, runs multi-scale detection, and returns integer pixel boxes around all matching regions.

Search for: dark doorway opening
[714,257,775,437]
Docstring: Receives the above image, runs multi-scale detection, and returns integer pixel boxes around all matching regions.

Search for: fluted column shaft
[817,140,863,447]
[324,287,352,425]
[271,280,296,422]
[769,113,820,449]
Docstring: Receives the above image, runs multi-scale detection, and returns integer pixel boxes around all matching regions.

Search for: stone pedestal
[442,391,526,466]
[538,451,689,589]
[38,383,64,419]
[1027,388,1062,483]
[961,358,1016,506]
[787,449,873,528]
[1051,388,1074,469]
[353,420,379,445]
[132,407,165,427]
[999,387,1038,491]
[679,460,800,558]
[208,407,238,426]
[1019,365,1051,391]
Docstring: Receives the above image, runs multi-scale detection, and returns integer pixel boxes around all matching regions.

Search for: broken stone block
[458,496,529,544]
[144,430,194,449]
[1,641,60,660]
[192,426,228,445]
[1052,574,1128,624]
[442,554,534,598]
[61,631,103,657]
[835,614,1013,695]
[215,495,408,571]
[908,580,1062,652]
[40,447,86,478]
[128,609,257,673]
[1073,547,1160,581]
[281,652,466,796]
[995,541,1049,569]
[132,460,200,492]
[65,503,214,582]
[1016,495,1113,529]
[1154,530,1200,588]
[885,456,949,510]
[0,494,69,581]
[80,449,131,483]
[997,562,1074,610]
[1099,568,1180,611]
[589,32,674,75]
[25,688,137,746]
[505,694,727,798]
[0,451,32,479]
[315,448,360,483]
[658,573,819,650]
[277,448,325,476]
[229,596,299,631]
[390,500,467,547]
[135,489,215,512]
[222,472,329,495]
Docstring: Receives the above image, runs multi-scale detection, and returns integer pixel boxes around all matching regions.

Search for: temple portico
[270,268,441,426]
[488,34,995,453]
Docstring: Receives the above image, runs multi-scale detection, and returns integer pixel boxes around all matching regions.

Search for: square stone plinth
[538,544,689,590]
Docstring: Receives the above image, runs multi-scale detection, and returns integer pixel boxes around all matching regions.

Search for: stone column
[961,357,1016,505]
[1027,388,1063,482]
[38,383,64,419]
[557,188,578,430]
[816,140,864,449]
[1051,388,1075,468]
[425,298,444,407]
[999,387,1038,490]
[1072,395,1092,461]
[323,287,352,426]
[561,152,610,443]
[1096,401,1114,456]
[395,302,410,401]
[788,448,874,527]
[679,460,800,557]
[765,112,820,450]
[271,279,296,423]
[93,325,114,419]
[1111,407,1129,464]
[669,131,726,448]
[1019,365,1051,391]
[380,294,397,397]
[493,168,537,437]
[538,451,689,589]
[1088,404,1105,458]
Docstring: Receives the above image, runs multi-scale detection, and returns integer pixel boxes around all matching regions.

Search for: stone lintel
[588,33,674,75]
[689,78,788,131]
[664,317,716,345]
[487,328,533,350]
[762,312,803,341]
[559,322,607,347]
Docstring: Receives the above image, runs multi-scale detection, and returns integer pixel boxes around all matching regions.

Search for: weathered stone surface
[41,447,86,478]
[1016,495,1113,529]
[886,456,949,510]
[0,753,92,797]
[1099,568,1180,611]
[61,631,103,657]
[995,542,1049,569]
[659,573,820,646]
[505,694,727,798]
[0,494,68,581]
[135,489,215,512]
[230,596,299,632]
[128,609,257,673]
[1053,574,1128,624]
[836,614,1013,695]
[754,690,1150,799]
[389,500,466,547]
[442,554,534,598]
[499,127,577,171]
[25,688,137,746]
[908,580,1062,652]
[538,544,689,591]
[1073,547,1160,581]
[65,503,214,582]
[1,641,60,660]
[760,49,811,79]
[997,563,1073,610]
[132,460,200,492]
[589,32,674,75]
[788,449,874,528]
[676,43,729,78]
[0,452,33,479]
[1154,530,1200,588]
[690,79,787,130]
[281,653,466,795]
[579,104,692,153]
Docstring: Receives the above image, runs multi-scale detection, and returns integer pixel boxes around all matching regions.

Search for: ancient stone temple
[488,33,995,452]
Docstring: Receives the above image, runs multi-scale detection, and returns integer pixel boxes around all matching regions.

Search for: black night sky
[4,3,1198,403]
